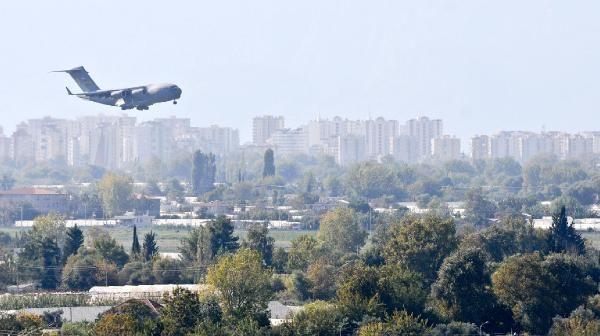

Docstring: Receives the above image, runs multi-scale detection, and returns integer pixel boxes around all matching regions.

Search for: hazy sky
[1,1,599,142]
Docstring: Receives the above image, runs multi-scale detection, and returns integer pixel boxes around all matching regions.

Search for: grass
[0,226,316,253]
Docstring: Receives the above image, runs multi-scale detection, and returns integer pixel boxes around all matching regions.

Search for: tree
[62,250,107,290]
[242,223,274,266]
[192,150,216,196]
[62,225,84,263]
[464,188,497,228]
[549,295,600,336]
[142,231,159,261]
[262,149,275,178]
[357,310,430,336]
[492,253,597,334]
[547,206,586,255]
[317,208,367,254]
[280,301,344,336]
[430,248,501,326]
[18,215,66,289]
[343,162,402,199]
[161,287,219,336]
[131,225,141,258]
[383,214,457,283]
[93,236,129,267]
[303,261,337,301]
[98,173,133,217]
[40,239,61,289]
[206,249,272,321]
[94,313,137,336]
[166,178,185,203]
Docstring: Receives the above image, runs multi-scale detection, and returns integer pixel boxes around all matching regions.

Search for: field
[0,226,316,253]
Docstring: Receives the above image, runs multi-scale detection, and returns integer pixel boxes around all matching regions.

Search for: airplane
[53,66,182,111]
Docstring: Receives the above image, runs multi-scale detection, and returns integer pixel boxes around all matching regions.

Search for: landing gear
[136,106,149,111]
[173,100,178,105]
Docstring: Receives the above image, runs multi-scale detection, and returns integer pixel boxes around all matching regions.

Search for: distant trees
[317,208,367,254]
[179,216,239,266]
[492,253,597,334]
[263,149,276,178]
[383,214,457,283]
[206,249,272,321]
[547,206,585,255]
[62,225,84,263]
[192,150,216,196]
[131,225,141,258]
[98,173,133,217]
[142,231,159,261]
[242,223,275,266]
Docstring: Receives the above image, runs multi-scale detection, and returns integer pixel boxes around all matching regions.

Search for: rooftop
[0,188,64,196]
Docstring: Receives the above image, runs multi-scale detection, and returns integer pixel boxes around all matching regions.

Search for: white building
[432,136,461,161]
[253,115,284,145]
[365,117,398,159]
[337,134,366,166]
[267,128,309,157]
[405,117,443,159]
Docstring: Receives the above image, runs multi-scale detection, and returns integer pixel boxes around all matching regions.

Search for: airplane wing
[72,86,146,97]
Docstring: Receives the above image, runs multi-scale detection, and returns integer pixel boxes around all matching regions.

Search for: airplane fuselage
[80,83,182,110]
[55,66,182,111]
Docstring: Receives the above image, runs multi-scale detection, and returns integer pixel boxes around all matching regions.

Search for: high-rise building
[252,116,284,145]
[194,125,240,153]
[365,117,398,158]
[337,134,366,166]
[470,135,490,161]
[390,135,416,163]
[405,117,443,159]
[431,136,461,161]
[267,128,309,157]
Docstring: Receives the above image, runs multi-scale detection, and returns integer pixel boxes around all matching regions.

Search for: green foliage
[98,173,133,217]
[142,231,159,261]
[62,249,110,290]
[317,208,367,254]
[161,287,222,336]
[192,150,216,196]
[357,310,430,336]
[549,295,600,336]
[242,223,275,266]
[206,249,273,321]
[263,149,276,178]
[547,206,586,255]
[383,214,457,283]
[464,188,497,227]
[279,301,344,336]
[63,224,84,263]
[428,321,478,336]
[93,235,129,267]
[131,225,141,258]
[179,216,239,267]
[430,248,499,325]
[492,253,597,334]
[344,161,402,199]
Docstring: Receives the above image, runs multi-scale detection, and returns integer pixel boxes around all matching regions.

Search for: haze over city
[2,1,600,142]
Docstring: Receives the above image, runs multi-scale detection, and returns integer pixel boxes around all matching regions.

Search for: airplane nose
[174,86,182,98]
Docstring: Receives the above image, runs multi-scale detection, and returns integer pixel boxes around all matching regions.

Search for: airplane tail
[53,66,100,93]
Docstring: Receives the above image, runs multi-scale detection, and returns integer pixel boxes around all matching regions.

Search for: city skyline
[2,113,600,170]
[2,1,600,144]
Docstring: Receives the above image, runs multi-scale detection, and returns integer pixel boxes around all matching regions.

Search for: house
[0,188,69,216]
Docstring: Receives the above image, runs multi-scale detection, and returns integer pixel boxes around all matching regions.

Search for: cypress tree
[547,206,585,255]
[143,231,159,261]
[263,148,275,178]
[131,225,141,257]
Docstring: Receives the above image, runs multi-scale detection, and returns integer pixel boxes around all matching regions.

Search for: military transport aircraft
[53,66,182,110]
